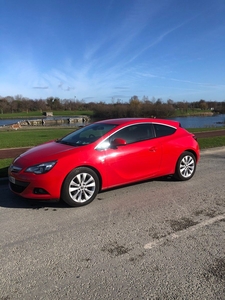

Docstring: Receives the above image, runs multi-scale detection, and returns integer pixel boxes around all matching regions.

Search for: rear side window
[153,124,176,137]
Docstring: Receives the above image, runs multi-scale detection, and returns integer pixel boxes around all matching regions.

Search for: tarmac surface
[1,147,225,299]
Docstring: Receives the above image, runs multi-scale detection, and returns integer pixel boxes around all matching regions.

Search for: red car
[8,118,200,206]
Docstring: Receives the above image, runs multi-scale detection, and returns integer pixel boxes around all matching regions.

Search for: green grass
[0,110,93,119]
[0,127,74,148]
[53,110,93,116]
[189,126,225,132]
[2,126,224,149]
[198,136,225,149]
[173,109,213,117]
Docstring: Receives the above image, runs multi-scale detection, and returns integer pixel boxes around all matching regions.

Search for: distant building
[43,112,53,116]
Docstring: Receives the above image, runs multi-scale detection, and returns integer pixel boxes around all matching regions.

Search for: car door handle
[149,147,157,152]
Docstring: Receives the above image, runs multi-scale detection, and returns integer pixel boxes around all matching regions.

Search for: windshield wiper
[57,140,75,146]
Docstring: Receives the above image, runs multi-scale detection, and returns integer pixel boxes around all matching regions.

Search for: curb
[200,146,225,154]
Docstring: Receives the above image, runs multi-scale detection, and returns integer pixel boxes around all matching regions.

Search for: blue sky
[1,0,225,103]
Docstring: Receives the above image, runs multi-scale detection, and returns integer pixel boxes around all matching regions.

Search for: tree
[129,95,141,117]
[0,98,9,113]
[199,99,208,110]
[46,97,62,110]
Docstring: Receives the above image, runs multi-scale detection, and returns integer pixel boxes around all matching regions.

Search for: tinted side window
[153,124,176,137]
[110,124,154,144]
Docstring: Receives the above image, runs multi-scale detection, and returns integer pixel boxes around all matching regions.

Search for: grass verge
[0,127,74,148]
[197,136,225,149]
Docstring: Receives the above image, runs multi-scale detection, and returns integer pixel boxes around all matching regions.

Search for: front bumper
[8,173,62,200]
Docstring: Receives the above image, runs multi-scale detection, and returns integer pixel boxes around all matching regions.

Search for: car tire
[174,151,196,181]
[61,167,99,207]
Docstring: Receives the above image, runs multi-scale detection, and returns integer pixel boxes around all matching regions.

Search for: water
[0,118,25,126]
[1,114,225,129]
[171,114,225,128]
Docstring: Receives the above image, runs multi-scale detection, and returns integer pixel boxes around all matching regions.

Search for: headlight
[25,161,57,174]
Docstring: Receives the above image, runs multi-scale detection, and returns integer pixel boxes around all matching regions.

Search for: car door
[101,123,162,187]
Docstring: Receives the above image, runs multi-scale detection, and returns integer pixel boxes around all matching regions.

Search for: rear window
[153,124,176,137]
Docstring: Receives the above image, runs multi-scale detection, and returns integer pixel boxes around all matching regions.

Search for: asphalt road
[1,148,225,300]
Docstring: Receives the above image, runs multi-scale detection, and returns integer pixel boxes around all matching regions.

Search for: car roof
[96,118,180,128]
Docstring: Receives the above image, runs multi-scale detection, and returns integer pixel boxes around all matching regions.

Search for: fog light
[33,188,49,195]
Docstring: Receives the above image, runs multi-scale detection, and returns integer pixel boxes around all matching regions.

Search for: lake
[0,114,225,129]
[170,114,225,128]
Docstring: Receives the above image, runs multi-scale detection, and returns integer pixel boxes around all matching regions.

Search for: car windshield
[57,123,117,146]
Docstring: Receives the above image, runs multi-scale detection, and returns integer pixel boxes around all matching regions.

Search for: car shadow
[97,175,176,198]
[2,198,69,209]
[0,191,69,209]
[1,175,176,209]
[155,175,177,182]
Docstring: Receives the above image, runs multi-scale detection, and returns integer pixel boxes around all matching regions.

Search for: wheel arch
[60,164,103,195]
[175,149,198,171]
[182,149,198,161]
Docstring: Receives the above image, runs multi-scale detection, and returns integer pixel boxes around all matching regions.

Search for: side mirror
[111,138,127,147]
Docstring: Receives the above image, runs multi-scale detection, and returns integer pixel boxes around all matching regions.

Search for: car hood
[14,141,83,165]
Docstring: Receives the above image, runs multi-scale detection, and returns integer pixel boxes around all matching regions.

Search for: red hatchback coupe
[9,118,200,206]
